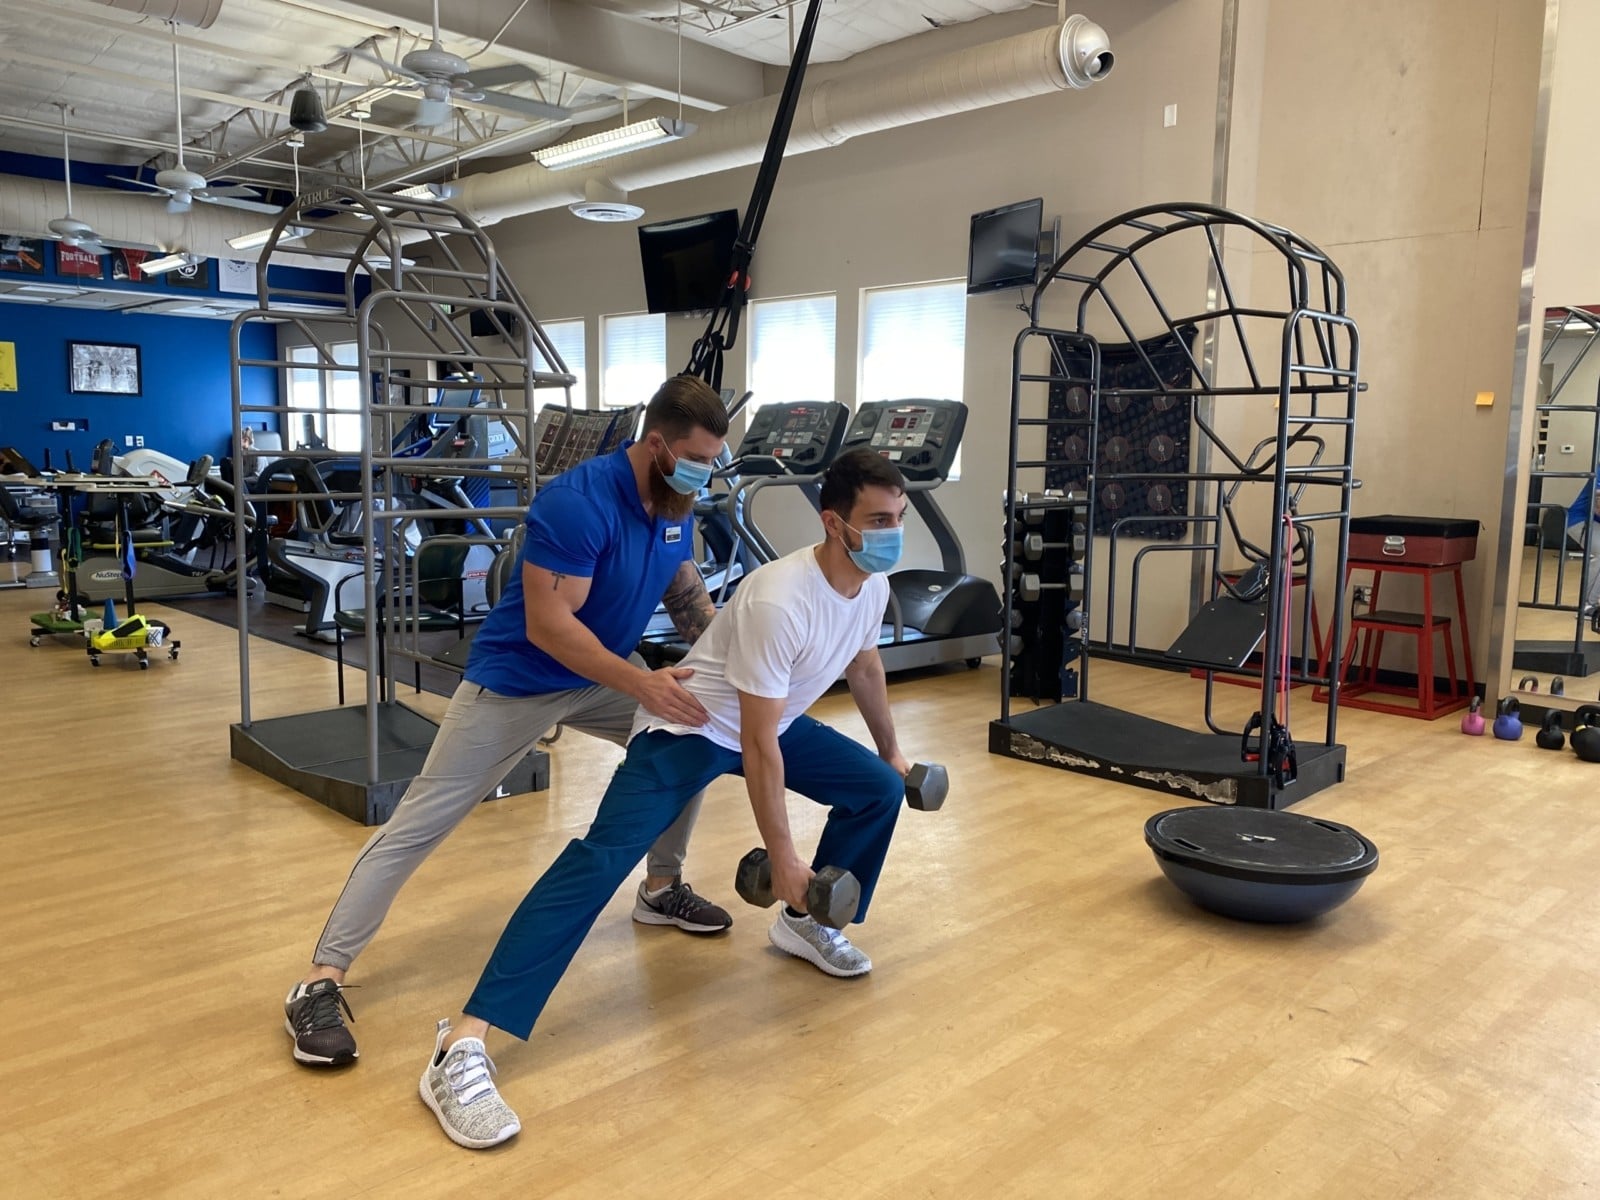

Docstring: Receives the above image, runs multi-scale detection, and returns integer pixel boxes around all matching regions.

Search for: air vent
[568,200,645,223]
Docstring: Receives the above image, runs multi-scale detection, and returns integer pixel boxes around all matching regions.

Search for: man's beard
[648,465,699,522]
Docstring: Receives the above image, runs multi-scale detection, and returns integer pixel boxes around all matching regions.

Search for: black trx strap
[683,0,825,392]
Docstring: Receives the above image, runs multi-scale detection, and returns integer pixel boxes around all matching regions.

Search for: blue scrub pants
[465,716,904,1040]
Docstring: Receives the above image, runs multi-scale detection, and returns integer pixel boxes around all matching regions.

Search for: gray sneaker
[284,978,357,1067]
[631,880,733,934]
[419,1019,521,1150]
[768,909,872,978]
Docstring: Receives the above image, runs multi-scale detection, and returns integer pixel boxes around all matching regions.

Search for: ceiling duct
[88,0,225,28]
[0,16,1113,262]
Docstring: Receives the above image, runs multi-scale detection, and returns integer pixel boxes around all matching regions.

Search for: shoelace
[296,983,354,1034]
[660,883,710,918]
[444,1043,499,1107]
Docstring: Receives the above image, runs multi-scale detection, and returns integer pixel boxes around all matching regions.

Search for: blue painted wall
[0,301,279,470]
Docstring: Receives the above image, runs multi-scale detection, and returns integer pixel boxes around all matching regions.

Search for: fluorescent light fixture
[532,117,694,171]
[226,225,311,251]
[140,251,203,277]
[390,181,457,201]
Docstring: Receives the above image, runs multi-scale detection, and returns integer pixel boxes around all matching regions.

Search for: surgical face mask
[656,441,713,495]
[840,519,903,574]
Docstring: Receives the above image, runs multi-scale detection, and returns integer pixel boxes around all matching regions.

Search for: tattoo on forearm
[661,566,716,644]
[551,572,567,590]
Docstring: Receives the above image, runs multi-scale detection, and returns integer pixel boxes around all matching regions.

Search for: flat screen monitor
[967,197,1043,294]
[468,308,521,340]
[638,208,740,314]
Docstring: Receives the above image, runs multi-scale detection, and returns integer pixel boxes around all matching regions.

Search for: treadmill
[637,398,851,662]
[839,399,1002,672]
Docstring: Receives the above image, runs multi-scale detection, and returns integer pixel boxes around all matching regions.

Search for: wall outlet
[1561,444,1575,454]
[134,435,145,448]
[124,435,134,447]
[1163,103,1178,128]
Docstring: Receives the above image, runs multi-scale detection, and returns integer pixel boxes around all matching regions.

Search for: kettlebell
[1536,710,1566,751]
[1551,676,1566,697]
[1493,697,1523,741]
[1517,675,1539,694]
[1460,696,1485,736]
[1572,706,1600,763]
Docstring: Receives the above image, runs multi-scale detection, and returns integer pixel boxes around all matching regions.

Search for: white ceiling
[0,0,1039,199]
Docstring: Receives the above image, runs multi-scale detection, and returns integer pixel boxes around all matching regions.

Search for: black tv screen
[468,308,520,340]
[967,197,1043,294]
[638,209,739,314]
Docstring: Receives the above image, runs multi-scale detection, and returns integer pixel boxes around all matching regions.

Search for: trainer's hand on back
[635,666,710,726]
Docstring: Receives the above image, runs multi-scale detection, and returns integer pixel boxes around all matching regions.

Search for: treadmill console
[840,399,967,483]
[533,404,643,477]
[734,400,850,473]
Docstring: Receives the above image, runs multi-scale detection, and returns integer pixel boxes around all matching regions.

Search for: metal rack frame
[228,187,573,823]
[990,202,1361,809]
[1513,306,1600,677]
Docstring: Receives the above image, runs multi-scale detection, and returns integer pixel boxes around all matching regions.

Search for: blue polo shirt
[465,444,694,696]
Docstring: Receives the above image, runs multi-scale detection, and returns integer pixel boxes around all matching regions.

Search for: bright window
[747,294,836,409]
[601,312,666,408]
[537,318,588,408]
[286,342,363,451]
[860,280,967,478]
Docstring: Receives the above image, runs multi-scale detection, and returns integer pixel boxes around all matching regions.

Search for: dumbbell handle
[736,848,860,927]
[1019,571,1083,603]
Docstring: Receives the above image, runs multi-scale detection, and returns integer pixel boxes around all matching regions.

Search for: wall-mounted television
[638,208,740,314]
[967,197,1044,294]
[468,307,521,340]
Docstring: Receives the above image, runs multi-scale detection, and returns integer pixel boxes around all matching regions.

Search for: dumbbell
[1017,532,1087,561]
[1017,570,1083,603]
[734,848,860,928]
[904,762,948,811]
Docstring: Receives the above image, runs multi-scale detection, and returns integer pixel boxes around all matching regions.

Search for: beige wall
[421,0,1552,683]
[1239,0,1543,675]
[487,0,1226,610]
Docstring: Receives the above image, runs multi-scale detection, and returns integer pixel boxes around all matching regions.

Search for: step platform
[989,700,1344,809]
[231,702,549,825]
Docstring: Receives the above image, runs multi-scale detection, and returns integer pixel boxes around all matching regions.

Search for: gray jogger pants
[311,677,701,970]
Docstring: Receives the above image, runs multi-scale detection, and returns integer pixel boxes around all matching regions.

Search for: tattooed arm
[521,562,709,724]
[659,560,717,646]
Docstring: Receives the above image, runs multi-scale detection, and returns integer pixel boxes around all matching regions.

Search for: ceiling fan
[352,0,571,128]
[46,104,108,257]
[110,24,283,216]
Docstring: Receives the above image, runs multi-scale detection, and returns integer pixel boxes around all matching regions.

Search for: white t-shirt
[633,544,889,751]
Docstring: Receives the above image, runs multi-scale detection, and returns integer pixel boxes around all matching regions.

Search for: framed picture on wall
[68,341,142,396]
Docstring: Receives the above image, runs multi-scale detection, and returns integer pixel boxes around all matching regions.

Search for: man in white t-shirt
[417,449,917,1149]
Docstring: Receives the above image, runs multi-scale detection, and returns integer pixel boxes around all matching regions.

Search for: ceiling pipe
[87,0,224,28]
[451,14,1113,226]
[0,16,1113,263]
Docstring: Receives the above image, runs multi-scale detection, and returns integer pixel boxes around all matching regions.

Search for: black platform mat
[163,592,469,699]
[990,699,1344,808]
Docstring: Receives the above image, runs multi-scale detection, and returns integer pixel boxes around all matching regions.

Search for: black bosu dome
[1145,807,1378,923]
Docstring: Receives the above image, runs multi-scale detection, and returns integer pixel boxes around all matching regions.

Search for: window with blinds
[747,294,836,409]
[860,280,967,478]
[286,341,363,451]
[601,312,666,408]
[536,318,588,408]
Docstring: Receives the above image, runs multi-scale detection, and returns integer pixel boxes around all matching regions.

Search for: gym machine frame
[1512,305,1600,678]
[229,187,572,824]
[989,203,1360,808]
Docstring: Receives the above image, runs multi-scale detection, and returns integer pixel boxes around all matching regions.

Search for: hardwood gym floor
[1,585,1596,1199]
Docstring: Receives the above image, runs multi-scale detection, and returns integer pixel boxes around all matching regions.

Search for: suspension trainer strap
[684,0,825,391]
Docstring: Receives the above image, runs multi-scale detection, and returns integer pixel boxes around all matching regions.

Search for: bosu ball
[1145,806,1378,923]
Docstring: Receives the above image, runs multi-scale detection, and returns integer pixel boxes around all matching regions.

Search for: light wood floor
[1,585,1597,1200]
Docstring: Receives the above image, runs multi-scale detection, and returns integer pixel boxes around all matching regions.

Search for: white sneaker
[418,1019,521,1149]
[768,910,872,978]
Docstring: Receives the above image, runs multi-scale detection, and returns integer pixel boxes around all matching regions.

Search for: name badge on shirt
[664,527,682,544]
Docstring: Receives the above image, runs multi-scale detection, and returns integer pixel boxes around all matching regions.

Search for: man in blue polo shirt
[282,377,733,1068]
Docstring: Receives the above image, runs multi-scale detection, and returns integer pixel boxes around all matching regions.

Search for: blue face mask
[841,520,903,574]
[657,444,713,495]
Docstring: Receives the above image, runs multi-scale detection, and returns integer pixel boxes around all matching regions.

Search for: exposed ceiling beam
[309,0,765,109]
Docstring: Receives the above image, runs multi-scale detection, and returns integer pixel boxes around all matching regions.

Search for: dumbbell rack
[990,203,1361,809]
